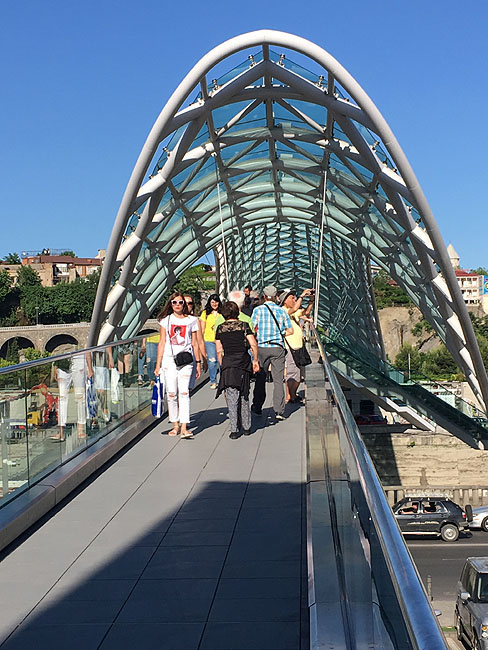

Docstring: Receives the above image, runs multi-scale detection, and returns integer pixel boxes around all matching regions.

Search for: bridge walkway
[0,382,308,650]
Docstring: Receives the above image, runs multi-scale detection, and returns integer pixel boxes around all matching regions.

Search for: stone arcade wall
[0,320,160,356]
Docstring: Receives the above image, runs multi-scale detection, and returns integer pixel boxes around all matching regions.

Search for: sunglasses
[171,300,184,305]
[185,301,193,305]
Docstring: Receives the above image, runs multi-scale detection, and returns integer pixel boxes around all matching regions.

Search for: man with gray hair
[251,285,292,420]
[228,289,245,310]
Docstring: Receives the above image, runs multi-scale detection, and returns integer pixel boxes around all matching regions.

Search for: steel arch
[89,29,488,410]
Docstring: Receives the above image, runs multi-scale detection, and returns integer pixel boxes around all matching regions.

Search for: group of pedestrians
[154,284,314,439]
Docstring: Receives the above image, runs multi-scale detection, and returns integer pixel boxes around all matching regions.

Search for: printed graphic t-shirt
[160,315,199,358]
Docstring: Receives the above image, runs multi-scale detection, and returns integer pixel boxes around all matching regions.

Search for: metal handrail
[311,324,447,650]
[0,334,147,375]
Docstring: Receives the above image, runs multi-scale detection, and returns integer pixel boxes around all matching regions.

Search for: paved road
[407,530,488,648]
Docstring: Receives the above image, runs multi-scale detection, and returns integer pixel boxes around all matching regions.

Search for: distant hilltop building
[0,249,105,287]
[447,244,460,269]
[448,244,488,313]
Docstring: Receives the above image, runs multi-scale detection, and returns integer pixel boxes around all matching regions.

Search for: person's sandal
[169,425,179,436]
[180,431,193,439]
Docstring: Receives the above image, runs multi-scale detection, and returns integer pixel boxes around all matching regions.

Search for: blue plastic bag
[151,375,165,417]
[86,376,97,419]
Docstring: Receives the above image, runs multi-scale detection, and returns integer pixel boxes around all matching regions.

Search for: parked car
[470,505,488,532]
[392,496,472,542]
[455,557,488,649]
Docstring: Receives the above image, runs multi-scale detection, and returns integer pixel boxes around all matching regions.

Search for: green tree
[59,250,76,258]
[0,269,19,325]
[394,344,422,373]
[18,285,45,324]
[469,312,488,340]
[373,270,412,309]
[16,265,43,324]
[411,319,433,337]
[17,265,41,287]
[5,338,19,364]
[23,347,50,361]
[0,268,13,302]
[3,252,21,264]
[420,345,460,380]
[470,267,488,276]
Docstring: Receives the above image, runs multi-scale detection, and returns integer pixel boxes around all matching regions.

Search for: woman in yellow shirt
[200,293,222,388]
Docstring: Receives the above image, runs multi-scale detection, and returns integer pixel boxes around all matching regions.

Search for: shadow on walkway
[1,479,309,650]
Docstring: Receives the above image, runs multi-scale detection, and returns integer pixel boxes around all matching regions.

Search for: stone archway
[44,334,79,355]
[0,336,36,360]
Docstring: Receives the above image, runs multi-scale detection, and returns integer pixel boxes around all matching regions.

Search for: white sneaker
[210,382,218,389]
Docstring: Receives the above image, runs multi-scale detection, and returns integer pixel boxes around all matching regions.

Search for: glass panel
[0,367,28,504]
[87,348,113,439]
[48,353,90,462]
[0,336,156,511]
[135,336,158,410]
[210,52,262,91]
[23,360,63,483]
[118,342,140,417]
[212,101,253,129]
[282,55,322,84]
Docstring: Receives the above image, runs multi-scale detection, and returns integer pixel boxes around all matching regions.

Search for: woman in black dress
[215,301,260,439]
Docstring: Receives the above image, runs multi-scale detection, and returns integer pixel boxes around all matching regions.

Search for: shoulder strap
[264,304,290,349]
[167,315,174,359]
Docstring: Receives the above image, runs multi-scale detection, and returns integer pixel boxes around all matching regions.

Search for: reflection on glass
[24,360,62,484]
[0,368,28,505]
[0,335,156,509]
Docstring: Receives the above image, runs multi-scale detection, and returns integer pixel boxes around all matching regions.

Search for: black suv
[392,496,472,542]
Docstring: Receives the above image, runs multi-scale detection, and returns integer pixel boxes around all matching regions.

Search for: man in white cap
[251,285,293,420]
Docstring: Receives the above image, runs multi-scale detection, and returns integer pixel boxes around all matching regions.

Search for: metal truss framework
[90,30,488,410]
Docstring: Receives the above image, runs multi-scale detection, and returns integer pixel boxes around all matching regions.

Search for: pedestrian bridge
[0,334,445,649]
[1,28,486,649]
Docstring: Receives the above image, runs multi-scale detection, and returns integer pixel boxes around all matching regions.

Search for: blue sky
[1,1,487,269]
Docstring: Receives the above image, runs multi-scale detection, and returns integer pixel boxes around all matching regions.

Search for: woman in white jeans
[155,292,201,438]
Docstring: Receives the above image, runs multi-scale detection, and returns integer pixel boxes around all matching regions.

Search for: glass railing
[330,334,486,418]
[323,335,488,444]
[0,336,153,508]
[311,325,448,649]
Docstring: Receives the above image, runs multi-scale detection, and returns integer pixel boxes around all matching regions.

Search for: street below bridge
[407,530,488,648]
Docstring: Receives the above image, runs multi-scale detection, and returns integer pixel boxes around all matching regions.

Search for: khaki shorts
[285,349,302,383]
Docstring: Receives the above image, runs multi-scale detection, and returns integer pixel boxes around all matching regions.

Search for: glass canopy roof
[90,30,488,410]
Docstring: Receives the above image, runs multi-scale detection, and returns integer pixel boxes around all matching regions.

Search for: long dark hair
[204,293,222,316]
[157,292,189,320]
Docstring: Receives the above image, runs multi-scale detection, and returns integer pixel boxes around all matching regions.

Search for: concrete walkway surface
[0,383,309,650]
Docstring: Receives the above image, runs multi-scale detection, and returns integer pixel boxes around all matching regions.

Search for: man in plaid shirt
[251,285,293,420]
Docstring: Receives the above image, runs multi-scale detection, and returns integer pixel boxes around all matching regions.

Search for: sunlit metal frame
[89,29,488,410]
